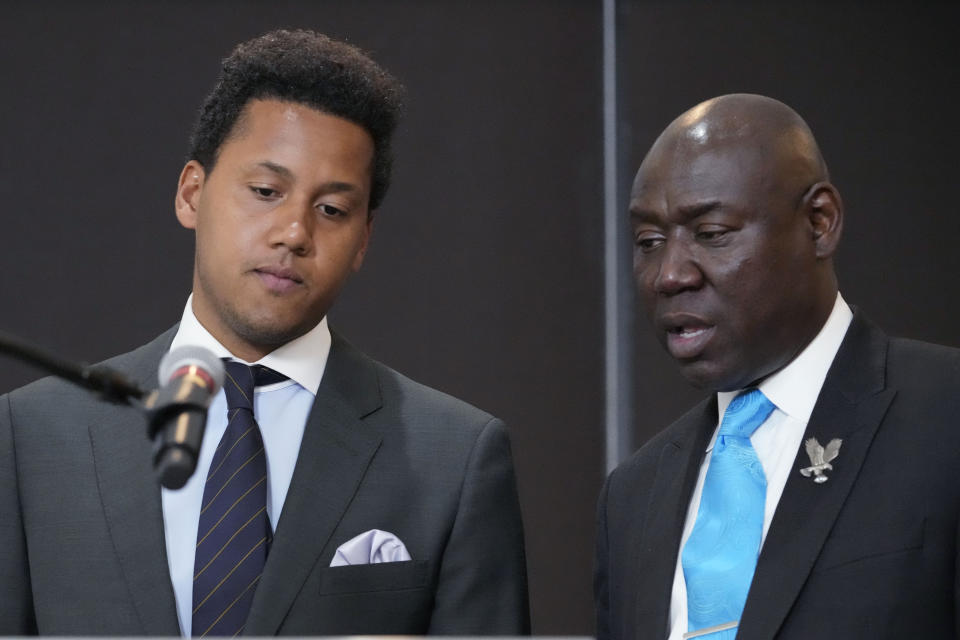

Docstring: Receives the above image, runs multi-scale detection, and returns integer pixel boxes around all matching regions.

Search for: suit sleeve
[428,417,531,634]
[0,393,37,633]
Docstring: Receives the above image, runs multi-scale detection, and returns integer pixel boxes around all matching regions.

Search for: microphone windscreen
[158,345,225,392]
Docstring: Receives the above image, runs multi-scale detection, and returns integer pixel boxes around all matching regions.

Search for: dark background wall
[0,1,603,633]
[621,1,960,446]
[1,1,957,634]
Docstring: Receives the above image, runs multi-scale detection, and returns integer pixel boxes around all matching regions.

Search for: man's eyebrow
[629,201,721,225]
[319,181,360,194]
[675,200,722,222]
[629,207,661,225]
[257,161,294,180]
[255,161,358,194]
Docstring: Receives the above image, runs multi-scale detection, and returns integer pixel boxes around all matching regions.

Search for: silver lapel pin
[800,437,842,483]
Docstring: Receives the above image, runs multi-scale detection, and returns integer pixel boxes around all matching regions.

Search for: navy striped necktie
[192,361,286,637]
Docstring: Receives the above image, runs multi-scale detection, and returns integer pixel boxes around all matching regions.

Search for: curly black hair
[188,29,405,211]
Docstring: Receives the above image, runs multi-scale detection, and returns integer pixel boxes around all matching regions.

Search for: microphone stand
[0,329,146,404]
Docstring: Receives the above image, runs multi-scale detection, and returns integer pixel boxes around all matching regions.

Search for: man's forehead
[633,140,763,201]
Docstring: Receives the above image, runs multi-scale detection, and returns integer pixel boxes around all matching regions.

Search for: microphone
[146,346,224,490]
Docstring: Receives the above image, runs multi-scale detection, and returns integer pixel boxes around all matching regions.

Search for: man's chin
[679,359,778,393]
[677,359,739,393]
[677,365,715,390]
[231,316,319,354]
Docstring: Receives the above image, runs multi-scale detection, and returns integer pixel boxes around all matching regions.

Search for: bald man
[595,94,959,640]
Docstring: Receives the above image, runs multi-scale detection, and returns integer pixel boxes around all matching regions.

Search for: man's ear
[803,182,844,259]
[175,160,206,230]
[351,216,374,272]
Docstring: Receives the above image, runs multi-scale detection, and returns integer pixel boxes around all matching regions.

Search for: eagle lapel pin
[800,437,842,483]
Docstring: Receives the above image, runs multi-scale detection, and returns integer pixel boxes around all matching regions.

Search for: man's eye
[695,228,729,242]
[318,203,346,217]
[634,233,665,252]
[251,186,279,198]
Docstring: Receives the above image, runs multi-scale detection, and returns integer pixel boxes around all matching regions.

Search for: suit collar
[724,293,854,426]
[635,397,717,637]
[315,332,383,419]
[246,332,384,635]
[738,310,895,640]
[88,326,181,634]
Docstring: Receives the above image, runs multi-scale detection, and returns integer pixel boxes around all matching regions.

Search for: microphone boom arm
[0,329,146,404]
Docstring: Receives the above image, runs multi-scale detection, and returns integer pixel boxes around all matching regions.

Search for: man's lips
[659,313,716,360]
[254,266,304,293]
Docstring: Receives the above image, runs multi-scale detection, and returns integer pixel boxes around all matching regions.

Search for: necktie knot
[718,388,775,439]
[222,361,288,413]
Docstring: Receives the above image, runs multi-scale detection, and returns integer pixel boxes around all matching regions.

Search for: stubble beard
[196,267,315,355]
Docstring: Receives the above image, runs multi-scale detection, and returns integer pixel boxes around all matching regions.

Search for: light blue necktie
[681,389,775,639]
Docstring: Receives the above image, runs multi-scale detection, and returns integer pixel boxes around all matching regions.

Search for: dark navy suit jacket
[596,311,959,639]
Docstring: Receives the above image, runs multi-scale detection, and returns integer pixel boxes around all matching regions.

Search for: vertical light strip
[602,0,630,473]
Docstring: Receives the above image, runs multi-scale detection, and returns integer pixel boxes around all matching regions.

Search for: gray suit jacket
[0,327,529,635]
[595,311,960,639]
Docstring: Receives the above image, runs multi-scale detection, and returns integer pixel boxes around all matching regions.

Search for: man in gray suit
[0,29,529,635]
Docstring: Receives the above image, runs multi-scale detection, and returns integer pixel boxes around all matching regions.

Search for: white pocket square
[330,529,412,567]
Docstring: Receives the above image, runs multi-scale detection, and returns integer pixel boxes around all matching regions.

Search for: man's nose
[652,240,703,296]
[269,200,313,255]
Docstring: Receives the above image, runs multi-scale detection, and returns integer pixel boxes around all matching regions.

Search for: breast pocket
[317,559,430,595]
[813,516,925,573]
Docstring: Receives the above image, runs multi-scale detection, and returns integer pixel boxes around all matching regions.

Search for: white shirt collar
[716,292,853,429]
[168,294,331,395]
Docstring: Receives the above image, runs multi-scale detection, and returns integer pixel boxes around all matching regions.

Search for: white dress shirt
[160,295,331,636]
[666,293,853,640]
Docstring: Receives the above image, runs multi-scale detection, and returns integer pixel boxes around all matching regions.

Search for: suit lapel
[738,313,895,640]
[89,328,180,634]
[245,333,384,635]
[634,399,716,637]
